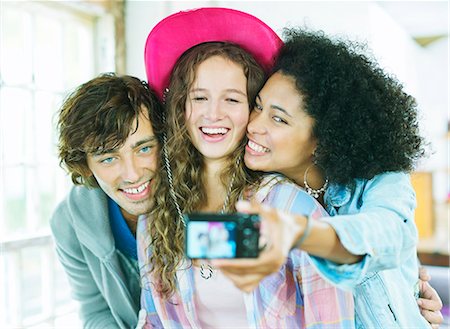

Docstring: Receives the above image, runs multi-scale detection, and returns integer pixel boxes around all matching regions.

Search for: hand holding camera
[208,200,307,292]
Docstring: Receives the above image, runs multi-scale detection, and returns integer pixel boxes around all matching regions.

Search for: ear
[81,171,99,188]
[311,138,318,156]
[80,166,93,177]
[311,147,318,164]
[78,166,94,182]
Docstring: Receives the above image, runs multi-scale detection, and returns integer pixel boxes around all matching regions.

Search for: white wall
[126,1,215,79]
[124,1,378,79]
[125,1,422,88]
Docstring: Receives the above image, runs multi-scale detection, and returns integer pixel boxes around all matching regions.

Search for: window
[0,2,114,327]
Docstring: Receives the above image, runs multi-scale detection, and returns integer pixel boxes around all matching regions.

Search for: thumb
[236,199,263,214]
[419,266,431,282]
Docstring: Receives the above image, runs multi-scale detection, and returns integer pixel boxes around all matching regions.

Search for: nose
[121,156,141,183]
[204,100,224,121]
[247,110,266,135]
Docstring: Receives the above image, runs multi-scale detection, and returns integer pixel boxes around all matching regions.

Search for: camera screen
[186,221,237,258]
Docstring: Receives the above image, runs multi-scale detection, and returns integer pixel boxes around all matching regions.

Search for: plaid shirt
[137,175,355,328]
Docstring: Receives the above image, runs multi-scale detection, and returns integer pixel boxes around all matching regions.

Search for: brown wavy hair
[146,42,265,299]
[57,73,163,187]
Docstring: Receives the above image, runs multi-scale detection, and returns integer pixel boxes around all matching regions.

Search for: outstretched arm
[213,199,360,292]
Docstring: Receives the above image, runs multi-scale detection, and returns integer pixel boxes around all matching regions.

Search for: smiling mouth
[247,140,270,153]
[200,127,229,136]
[122,181,150,194]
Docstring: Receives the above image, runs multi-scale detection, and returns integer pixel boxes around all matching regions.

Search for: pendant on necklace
[200,263,214,280]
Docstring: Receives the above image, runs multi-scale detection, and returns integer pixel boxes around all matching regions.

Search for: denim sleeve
[309,172,419,289]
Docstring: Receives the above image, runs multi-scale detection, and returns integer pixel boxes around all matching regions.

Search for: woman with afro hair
[213,28,439,328]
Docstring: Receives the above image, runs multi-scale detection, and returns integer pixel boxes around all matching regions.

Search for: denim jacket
[309,172,429,328]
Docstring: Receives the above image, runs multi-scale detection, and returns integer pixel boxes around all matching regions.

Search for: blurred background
[0,1,448,328]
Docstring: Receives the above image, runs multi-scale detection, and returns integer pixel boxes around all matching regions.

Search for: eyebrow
[256,94,293,118]
[92,136,157,156]
[131,136,157,149]
[190,88,247,97]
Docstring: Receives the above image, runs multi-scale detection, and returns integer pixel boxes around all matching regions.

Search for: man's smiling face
[86,110,158,221]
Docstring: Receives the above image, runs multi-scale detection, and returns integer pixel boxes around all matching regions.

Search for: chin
[244,157,260,171]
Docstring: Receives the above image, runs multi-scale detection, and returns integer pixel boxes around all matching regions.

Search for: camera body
[184,213,260,259]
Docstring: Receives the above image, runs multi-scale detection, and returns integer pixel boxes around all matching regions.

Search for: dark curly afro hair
[274,28,425,186]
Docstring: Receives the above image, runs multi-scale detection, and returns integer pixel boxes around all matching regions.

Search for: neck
[121,209,138,236]
[204,157,227,176]
[201,159,230,212]
[290,165,323,188]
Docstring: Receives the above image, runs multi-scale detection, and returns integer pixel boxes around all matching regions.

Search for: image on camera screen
[186,221,237,258]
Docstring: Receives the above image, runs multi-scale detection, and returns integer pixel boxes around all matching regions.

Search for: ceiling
[377,1,449,38]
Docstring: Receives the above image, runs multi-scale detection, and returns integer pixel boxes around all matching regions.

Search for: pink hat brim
[144,7,283,101]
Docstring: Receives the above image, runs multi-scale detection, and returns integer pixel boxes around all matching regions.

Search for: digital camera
[184,213,260,259]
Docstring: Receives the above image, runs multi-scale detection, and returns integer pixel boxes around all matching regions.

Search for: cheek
[284,136,314,163]
[184,101,196,125]
[232,110,250,133]
[184,108,197,136]
[273,131,302,161]
[147,152,158,171]
[184,106,192,120]
[90,169,114,189]
[86,160,101,181]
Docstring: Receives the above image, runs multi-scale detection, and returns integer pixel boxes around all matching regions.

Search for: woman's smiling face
[245,71,317,179]
[185,55,249,162]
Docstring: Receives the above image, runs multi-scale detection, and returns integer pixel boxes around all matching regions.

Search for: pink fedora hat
[144,7,283,100]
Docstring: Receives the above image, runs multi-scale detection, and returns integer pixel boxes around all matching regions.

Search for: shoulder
[326,171,413,208]
[349,171,416,213]
[50,185,108,234]
[364,171,411,186]
[254,174,327,217]
[359,171,414,199]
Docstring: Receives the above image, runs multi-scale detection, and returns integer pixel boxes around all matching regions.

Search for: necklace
[303,165,328,199]
[164,141,240,280]
[198,161,239,279]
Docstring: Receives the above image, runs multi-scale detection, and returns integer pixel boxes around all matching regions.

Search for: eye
[253,103,263,112]
[139,145,152,154]
[100,157,115,164]
[272,116,288,124]
[192,96,207,102]
[225,98,240,104]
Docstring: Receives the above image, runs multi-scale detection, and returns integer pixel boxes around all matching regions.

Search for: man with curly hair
[50,73,162,328]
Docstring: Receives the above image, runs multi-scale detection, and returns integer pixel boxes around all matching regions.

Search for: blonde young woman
[136,8,354,328]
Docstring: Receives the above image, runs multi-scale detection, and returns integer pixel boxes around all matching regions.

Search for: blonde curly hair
[145,42,266,299]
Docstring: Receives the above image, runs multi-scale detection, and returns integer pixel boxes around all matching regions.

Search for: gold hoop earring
[303,165,328,199]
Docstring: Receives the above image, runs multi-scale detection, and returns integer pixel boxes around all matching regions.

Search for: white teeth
[123,181,149,194]
[201,127,228,135]
[248,140,270,153]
